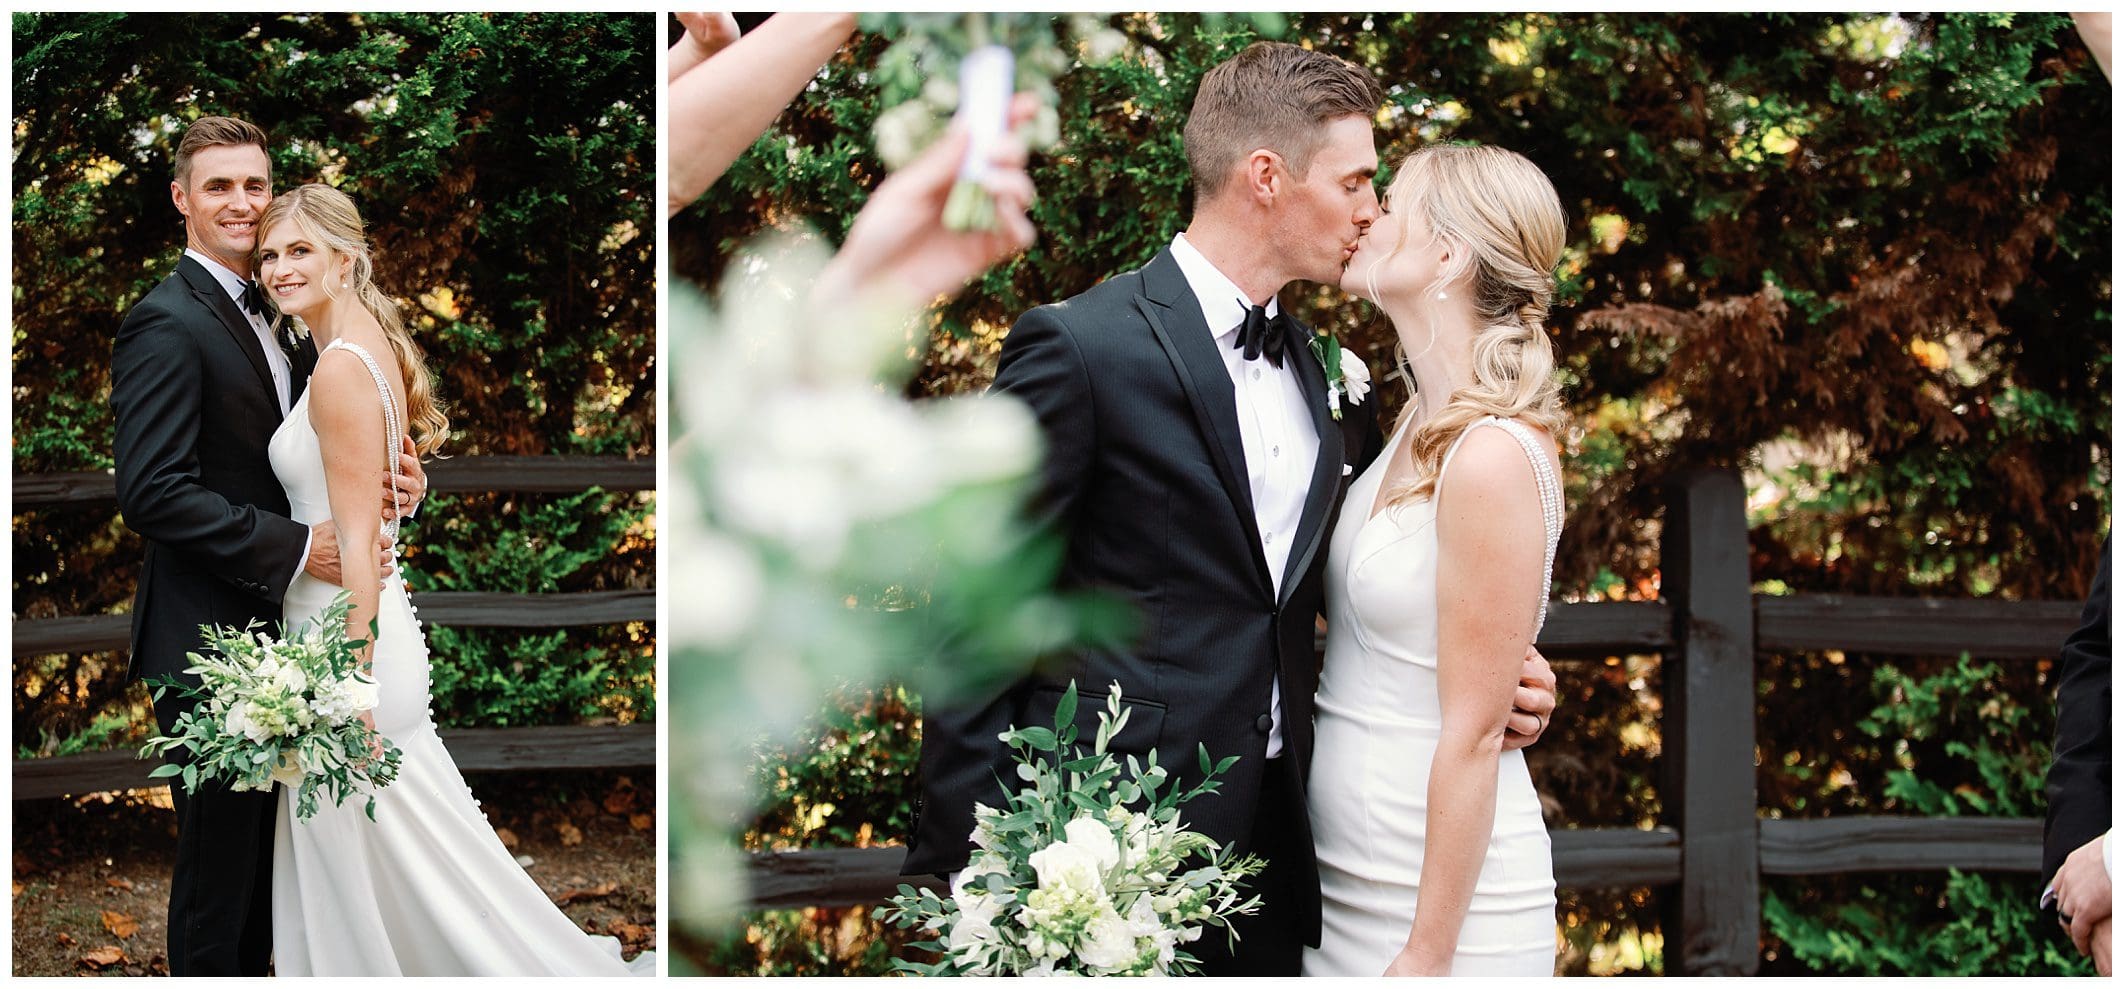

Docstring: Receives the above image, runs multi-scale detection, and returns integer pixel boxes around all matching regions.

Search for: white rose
[347,675,381,713]
[274,660,309,695]
[1340,347,1372,405]
[1028,837,1105,894]
[1075,903,1137,971]
[947,872,1003,951]
[1062,815,1121,873]
[223,704,253,741]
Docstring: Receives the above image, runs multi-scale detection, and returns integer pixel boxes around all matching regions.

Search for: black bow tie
[240,280,267,316]
[1234,301,1296,369]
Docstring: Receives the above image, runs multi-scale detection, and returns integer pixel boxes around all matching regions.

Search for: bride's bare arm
[309,352,392,671]
[1392,427,1556,976]
[666,12,856,215]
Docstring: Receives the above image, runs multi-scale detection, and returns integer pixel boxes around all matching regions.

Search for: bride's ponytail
[256,184,450,456]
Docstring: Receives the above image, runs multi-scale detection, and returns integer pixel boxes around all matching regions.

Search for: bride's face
[1341,189,1450,309]
[257,220,346,317]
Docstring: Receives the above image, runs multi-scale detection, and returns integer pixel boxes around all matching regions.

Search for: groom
[907,43,1557,974]
[109,115,426,976]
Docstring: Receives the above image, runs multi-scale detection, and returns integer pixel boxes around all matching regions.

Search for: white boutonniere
[1309,336,1371,421]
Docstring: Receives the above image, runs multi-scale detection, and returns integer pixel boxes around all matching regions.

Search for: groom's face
[172,143,271,276]
[1280,114,1380,287]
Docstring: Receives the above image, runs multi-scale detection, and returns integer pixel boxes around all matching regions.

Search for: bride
[1303,144,1566,977]
[255,184,655,976]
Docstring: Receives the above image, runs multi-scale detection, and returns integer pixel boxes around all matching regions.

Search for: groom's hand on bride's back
[303,523,396,587]
[381,435,428,520]
[1502,646,1558,751]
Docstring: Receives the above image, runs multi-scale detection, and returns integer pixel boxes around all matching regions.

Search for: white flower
[664,523,760,650]
[1075,903,1136,971]
[875,99,940,170]
[1062,815,1121,873]
[224,704,255,743]
[273,659,310,695]
[347,674,380,713]
[1086,29,1129,64]
[1028,835,1106,894]
[1340,347,1372,405]
[947,868,1004,951]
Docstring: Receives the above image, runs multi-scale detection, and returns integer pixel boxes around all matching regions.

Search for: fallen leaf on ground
[601,787,636,815]
[56,932,77,948]
[101,910,139,939]
[628,813,652,833]
[495,827,520,850]
[105,877,135,892]
[79,946,126,970]
[557,822,583,847]
[12,880,21,898]
[553,882,617,905]
[607,921,651,945]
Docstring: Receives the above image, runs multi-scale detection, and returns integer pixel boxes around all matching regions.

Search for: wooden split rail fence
[738,468,2081,976]
[13,455,658,796]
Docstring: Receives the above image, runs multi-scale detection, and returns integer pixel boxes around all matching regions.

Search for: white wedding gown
[266,339,654,976]
[1302,414,1558,977]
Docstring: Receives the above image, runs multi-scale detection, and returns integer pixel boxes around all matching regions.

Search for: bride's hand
[1383,947,1447,977]
[359,710,384,763]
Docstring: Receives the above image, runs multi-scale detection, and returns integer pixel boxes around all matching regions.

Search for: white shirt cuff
[289,526,314,594]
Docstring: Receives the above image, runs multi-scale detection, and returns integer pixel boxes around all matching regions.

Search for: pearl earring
[1435,290,1448,301]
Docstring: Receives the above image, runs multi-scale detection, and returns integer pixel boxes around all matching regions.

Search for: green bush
[1761,655,2093,976]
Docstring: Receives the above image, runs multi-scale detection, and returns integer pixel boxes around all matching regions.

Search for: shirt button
[1272,445,1280,457]
[1252,368,1262,380]
[1255,714,1274,733]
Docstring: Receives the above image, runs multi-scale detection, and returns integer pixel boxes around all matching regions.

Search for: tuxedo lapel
[1134,250,1275,600]
[177,256,280,414]
[288,331,317,404]
[1278,319,1344,606]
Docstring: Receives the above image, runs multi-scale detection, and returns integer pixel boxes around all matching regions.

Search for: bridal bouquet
[141,592,402,821]
[878,682,1263,976]
[861,13,1117,231]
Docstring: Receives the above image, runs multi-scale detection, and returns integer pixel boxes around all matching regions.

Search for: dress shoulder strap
[322,339,405,538]
[1443,415,1564,635]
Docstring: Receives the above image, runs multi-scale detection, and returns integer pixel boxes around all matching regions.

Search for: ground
[11,769,656,976]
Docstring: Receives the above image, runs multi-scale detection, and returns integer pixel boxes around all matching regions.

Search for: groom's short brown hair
[173,116,269,186]
[1184,41,1382,204]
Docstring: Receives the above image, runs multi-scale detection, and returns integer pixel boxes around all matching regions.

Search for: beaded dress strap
[1453,416,1564,635]
[323,339,405,541]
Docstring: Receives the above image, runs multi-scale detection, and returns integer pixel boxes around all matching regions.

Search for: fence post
[1662,468,1760,974]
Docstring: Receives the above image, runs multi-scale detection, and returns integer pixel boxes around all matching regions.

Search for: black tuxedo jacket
[905,249,1385,913]
[112,254,319,682]
[2043,544,2110,890]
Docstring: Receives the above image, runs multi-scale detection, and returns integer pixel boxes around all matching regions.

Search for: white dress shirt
[1169,233,1322,759]
[184,248,312,586]
[185,248,293,415]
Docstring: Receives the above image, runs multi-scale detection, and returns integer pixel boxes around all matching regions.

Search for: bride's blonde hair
[1373,144,1567,506]
[257,184,449,456]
